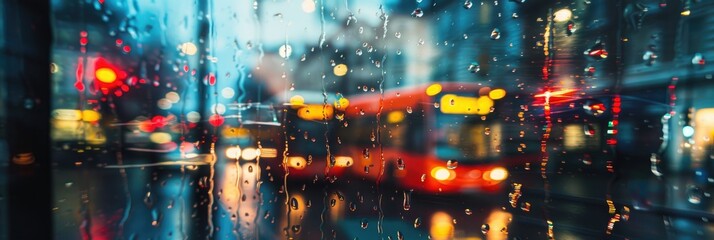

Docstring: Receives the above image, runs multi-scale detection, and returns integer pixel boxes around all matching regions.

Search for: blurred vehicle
[270,91,352,180]
[339,82,532,193]
[216,103,282,163]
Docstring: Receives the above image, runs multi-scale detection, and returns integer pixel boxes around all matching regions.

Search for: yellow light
[81,110,101,122]
[553,9,572,22]
[334,97,350,111]
[259,148,278,158]
[333,64,348,77]
[241,147,259,161]
[426,84,443,96]
[222,127,250,138]
[475,96,494,115]
[297,104,334,121]
[95,67,117,83]
[488,88,507,100]
[489,167,509,181]
[180,42,198,55]
[387,111,405,124]
[149,132,172,144]
[681,9,691,16]
[333,156,353,167]
[430,212,455,240]
[225,146,242,159]
[440,94,494,115]
[302,0,316,13]
[287,156,307,170]
[431,167,452,181]
[289,95,305,107]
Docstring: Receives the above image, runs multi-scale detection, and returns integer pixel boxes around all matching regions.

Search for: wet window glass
[2,0,714,239]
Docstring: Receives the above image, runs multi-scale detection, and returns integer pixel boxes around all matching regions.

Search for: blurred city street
[2,0,714,239]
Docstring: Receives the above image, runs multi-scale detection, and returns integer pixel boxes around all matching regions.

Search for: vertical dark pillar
[3,0,53,239]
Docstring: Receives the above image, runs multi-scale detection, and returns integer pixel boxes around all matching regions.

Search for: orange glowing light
[95,68,117,83]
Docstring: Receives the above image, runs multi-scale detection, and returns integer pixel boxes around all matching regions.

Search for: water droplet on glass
[447,160,458,169]
[358,27,364,34]
[463,0,473,9]
[465,208,473,215]
[688,186,704,204]
[411,8,424,18]
[481,224,490,234]
[363,148,370,159]
[397,158,405,170]
[397,231,404,240]
[291,224,301,233]
[420,174,426,182]
[406,106,413,113]
[395,32,402,39]
[490,28,501,40]
[356,49,363,56]
[403,190,413,210]
[468,62,480,73]
[414,217,422,228]
[349,202,357,211]
[290,197,299,210]
[361,218,369,229]
[434,102,440,108]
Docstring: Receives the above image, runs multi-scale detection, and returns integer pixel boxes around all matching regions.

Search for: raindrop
[349,202,357,211]
[434,102,440,108]
[688,186,704,204]
[361,218,369,229]
[290,197,299,210]
[403,190,413,210]
[358,27,364,34]
[465,209,473,215]
[356,49,363,56]
[397,231,404,240]
[397,158,405,170]
[363,148,370,159]
[420,174,426,182]
[468,62,480,73]
[411,8,424,18]
[481,224,490,234]
[463,0,473,9]
[330,198,337,207]
[584,124,596,136]
[490,28,501,40]
[406,106,413,114]
[484,128,491,135]
[395,32,402,39]
[414,217,422,228]
[447,160,458,169]
[291,225,301,233]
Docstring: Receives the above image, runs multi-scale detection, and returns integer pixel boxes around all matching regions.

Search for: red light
[80,37,88,46]
[208,74,216,86]
[75,58,84,92]
[183,65,189,72]
[122,45,131,53]
[115,39,123,46]
[208,114,224,127]
[93,57,128,96]
[80,31,87,37]
[151,115,168,128]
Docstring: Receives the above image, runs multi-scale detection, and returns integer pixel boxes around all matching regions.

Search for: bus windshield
[434,93,501,162]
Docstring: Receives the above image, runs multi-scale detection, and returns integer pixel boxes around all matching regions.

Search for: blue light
[683,125,695,138]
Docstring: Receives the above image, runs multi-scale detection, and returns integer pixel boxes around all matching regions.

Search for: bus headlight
[287,156,307,170]
[431,167,454,181]
[488,167,508,181]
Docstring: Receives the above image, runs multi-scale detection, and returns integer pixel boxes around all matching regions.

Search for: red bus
[338,82,532,193]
